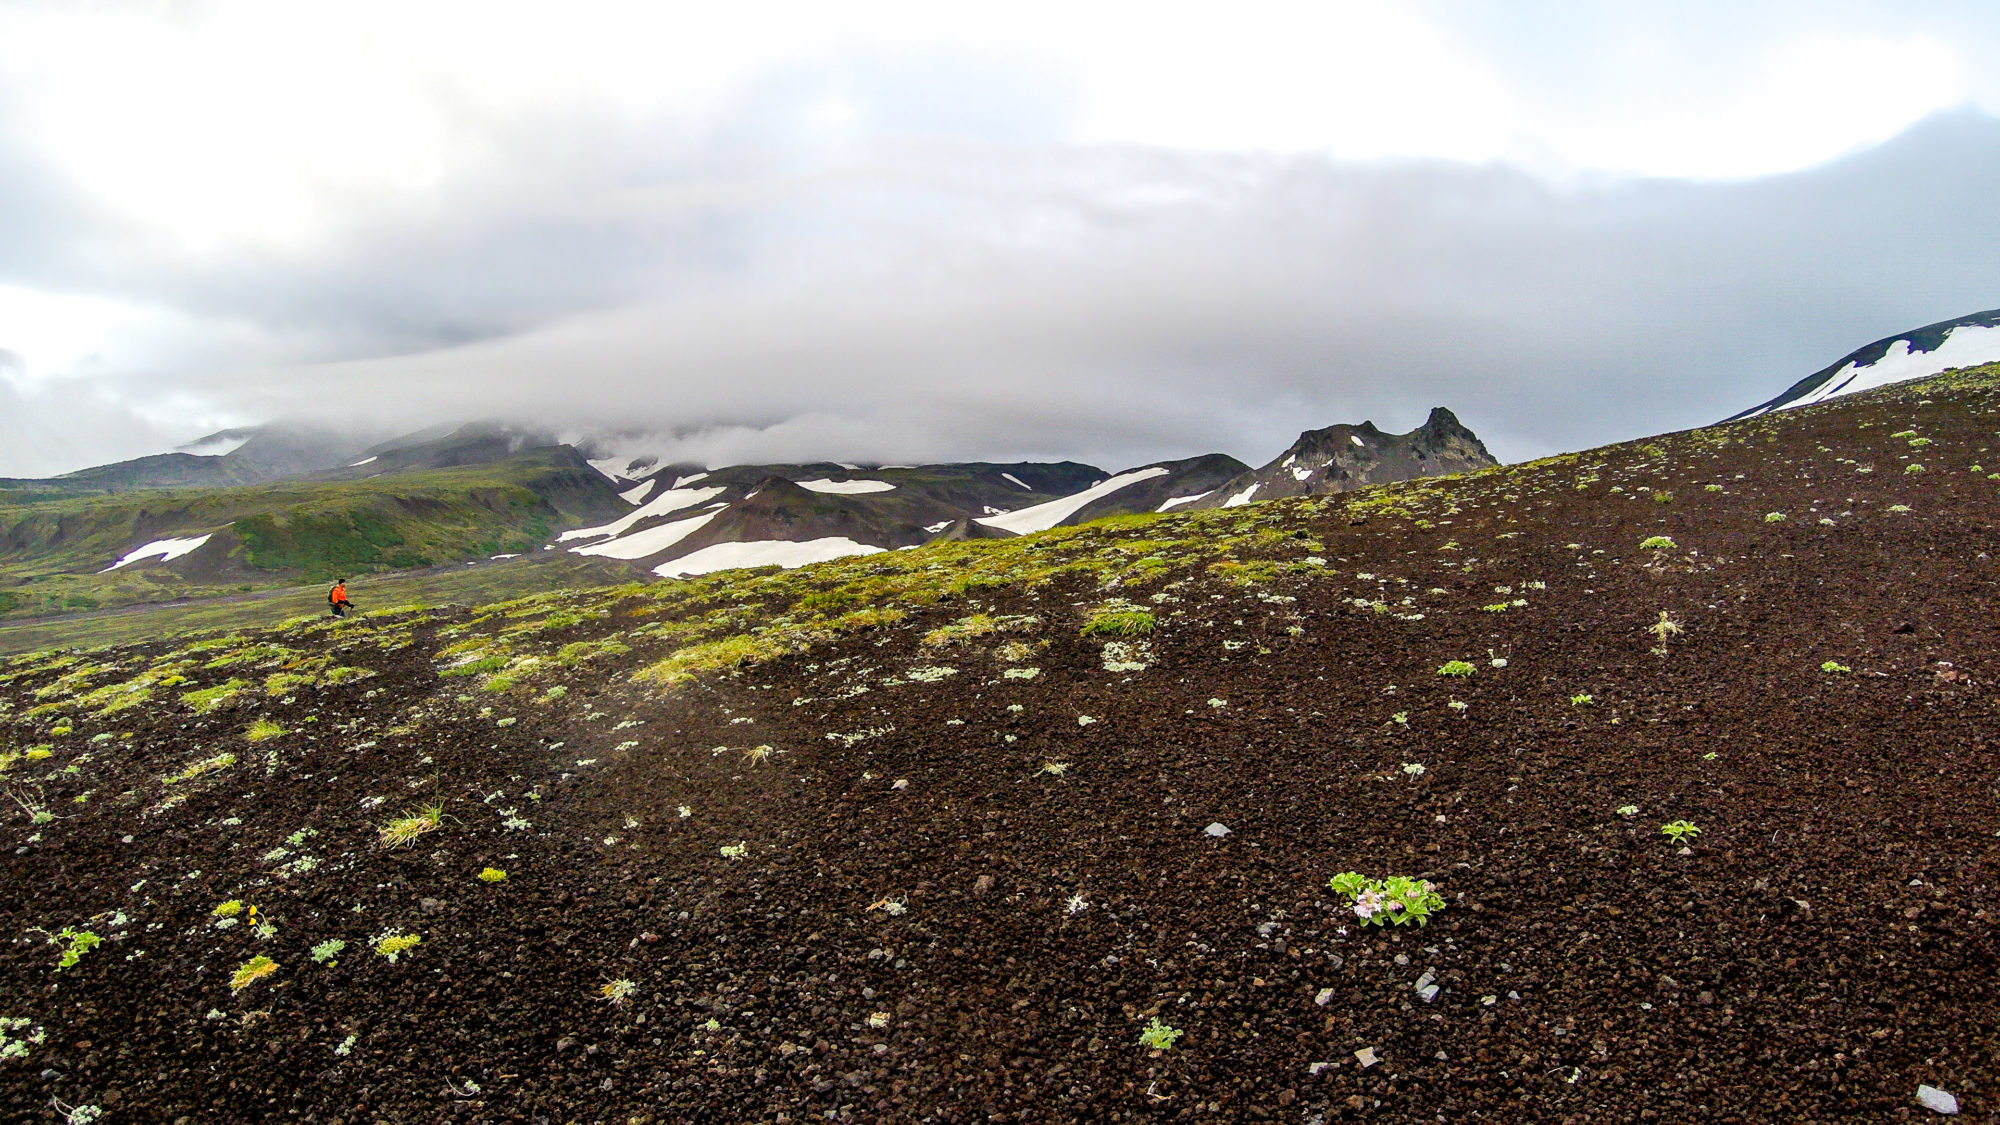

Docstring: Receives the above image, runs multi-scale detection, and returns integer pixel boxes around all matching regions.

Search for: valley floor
[5,367,2000,1122]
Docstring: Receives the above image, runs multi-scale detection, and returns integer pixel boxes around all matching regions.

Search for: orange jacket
[329,583,348,605]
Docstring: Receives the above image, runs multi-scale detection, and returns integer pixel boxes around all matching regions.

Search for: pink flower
[1353,890,1383,919]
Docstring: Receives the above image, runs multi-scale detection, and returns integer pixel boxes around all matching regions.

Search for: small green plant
[310,939,346,964]
[1137,1017,1183,1051]
[1639,536,1676,551]
[1820,661,1851,674]
[1646,611,1683,656]
[1652,490,1672,504]
[212,900,244,917]
[0,1016,46,1062]
[1080,608,1155,637]
[599,978,638,1006]
[48,927,102,971]
[1764,512,1787,523]
[477,867,508,883]
[244,718,286,742]
[1616,805,1639,817]
[719,841,748,860]
[1328,872,1446,927]
[1570,693,1594,706]
[372,930,422,963]
[1435,660,1476,678]
[378,801,444,848]
[1661,820,1701,846]
[230,955,278,992]
[162,751,237,785]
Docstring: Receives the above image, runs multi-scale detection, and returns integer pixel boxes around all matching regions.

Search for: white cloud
[2,2,2000,477]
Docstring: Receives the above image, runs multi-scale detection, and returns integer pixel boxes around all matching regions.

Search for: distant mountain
[0,423,376,494]
[1730,307,2000,420]
[1,407,1499,614]
[1179,408,1496,510]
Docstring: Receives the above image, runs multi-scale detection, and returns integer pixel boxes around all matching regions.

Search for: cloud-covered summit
[2,4,1999,476]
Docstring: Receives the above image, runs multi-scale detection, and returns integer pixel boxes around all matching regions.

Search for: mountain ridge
[1729,306,2000,419]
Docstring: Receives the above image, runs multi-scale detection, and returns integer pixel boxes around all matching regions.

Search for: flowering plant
[1328,872,1445,927]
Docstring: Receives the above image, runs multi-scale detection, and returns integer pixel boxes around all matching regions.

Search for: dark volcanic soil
[6,369,2000,1123]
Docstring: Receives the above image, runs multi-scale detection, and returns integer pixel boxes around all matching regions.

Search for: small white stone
[1916,1085,1959,1114]
[1203,822,1231,838]
[1355,1047,1379,1069]
[891,779,908,790]
[1418,985,1440,1003]
[1315,988,1335,1006]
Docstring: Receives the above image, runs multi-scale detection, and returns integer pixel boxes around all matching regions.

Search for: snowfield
[1157,492,1211,512]
[569,508,724,560]
[102,535,212,572]
[795,479,897,495]
[1769,323,2000,414]
[975,467,1170,534]
[653,537,884,576]
[557,487,727,543]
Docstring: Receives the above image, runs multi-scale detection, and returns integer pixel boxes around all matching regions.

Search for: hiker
[328,578,354,618]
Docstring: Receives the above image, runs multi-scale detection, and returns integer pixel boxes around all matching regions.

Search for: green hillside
[0,448,626,618]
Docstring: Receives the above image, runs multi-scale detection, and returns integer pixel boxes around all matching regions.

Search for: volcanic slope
[8,367,2000,1122]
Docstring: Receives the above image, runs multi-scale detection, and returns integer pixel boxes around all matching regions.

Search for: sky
[2,0,1999,477]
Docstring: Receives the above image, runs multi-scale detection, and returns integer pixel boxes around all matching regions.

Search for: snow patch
[975,467,1172,534]
[586,443,663,482]
[673,472,709,488]
[924,520,954,533]
[796,478,896,494]
[1001,472,1031,490]
[490,554,520,560]
[349,456,378,467]
[103,535,212,572]
[655,537,883,577]
[1157,492,1211,512]
[1350,434,1366,447]
[570,508,723,560]
[557,486,726,543]
[1784,323,2000,412]
[1223,482,1260,507]
[1291,466,1314,482]
[619,482,653,506]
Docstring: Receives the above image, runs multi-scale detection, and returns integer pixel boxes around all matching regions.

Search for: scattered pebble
[1203,822,1230,838]
[1916,1085,1959,1114]
[1355,1047,1379,1069]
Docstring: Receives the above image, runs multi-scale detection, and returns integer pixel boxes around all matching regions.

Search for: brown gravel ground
[6,368,2000,1124]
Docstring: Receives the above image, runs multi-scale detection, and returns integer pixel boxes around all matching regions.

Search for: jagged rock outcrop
[1188,407,1496,509]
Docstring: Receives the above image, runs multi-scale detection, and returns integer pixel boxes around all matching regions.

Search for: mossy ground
[3,365,2000,1121]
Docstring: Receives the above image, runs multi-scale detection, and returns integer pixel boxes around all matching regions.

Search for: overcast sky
[3,0,1999,477]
